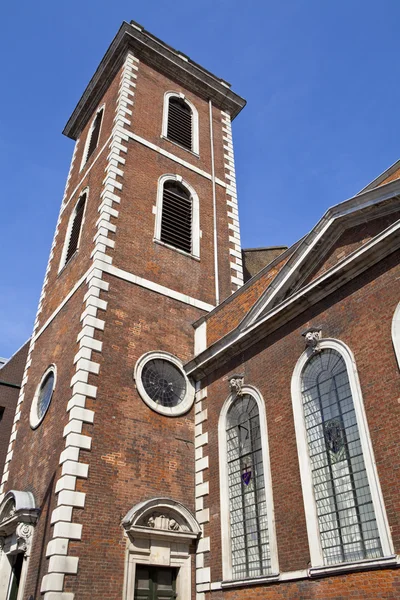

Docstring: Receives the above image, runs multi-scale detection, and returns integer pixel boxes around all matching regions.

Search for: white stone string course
[221,111,244,293]
[40,51,139,599]
[194,386,211,600]
[0,140,80,503]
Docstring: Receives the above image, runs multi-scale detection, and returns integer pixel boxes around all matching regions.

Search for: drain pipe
[209,99,220,306]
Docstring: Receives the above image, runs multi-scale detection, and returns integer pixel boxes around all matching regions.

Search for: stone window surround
[218,385,279,582]
[79,104,105,172]
[161,91,199,156]
[58,187,89,274]
[153,174,201,260]
[121,497,201,600]
[290,337,395,571]
[391,301,400,369]
[29,363,57,430]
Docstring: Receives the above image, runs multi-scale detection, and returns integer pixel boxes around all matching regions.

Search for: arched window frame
[218,385,279,582]
[161,92,199,155]
[391,301,400,369]
[58,188,89,273]
[154,174,200,259]
[291,338,394,572]
[79,104,105,171]
[29,364,57,430]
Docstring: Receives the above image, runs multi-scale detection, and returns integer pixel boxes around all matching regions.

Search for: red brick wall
[210,569,400,599]
[5,287,85,599]
[37,65,124,328]
[378,166,400,187]
[202,251,400,594]
[206,255,290,345]
[5,47,243,598]
[63,275,203,598]
[304,210,400,284]
[0,341,29,475]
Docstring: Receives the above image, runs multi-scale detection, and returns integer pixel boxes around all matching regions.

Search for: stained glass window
[226,394,271,579]
[301,349,382,565]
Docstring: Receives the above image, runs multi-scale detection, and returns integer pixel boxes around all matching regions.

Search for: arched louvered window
[225,393,272,579]
[167,97,192,151]
[80,107,104,170]
[160,181,192,254]
[60,193,87,270]
[291,341,394,569]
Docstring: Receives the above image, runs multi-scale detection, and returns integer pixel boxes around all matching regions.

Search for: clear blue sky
[1,1,399,357]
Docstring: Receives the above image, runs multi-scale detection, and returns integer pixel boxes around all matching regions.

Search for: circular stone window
[30,365,56,429]
[134,352,194,416]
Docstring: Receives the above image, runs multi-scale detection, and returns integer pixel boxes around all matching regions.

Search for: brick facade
[1,20,399,600]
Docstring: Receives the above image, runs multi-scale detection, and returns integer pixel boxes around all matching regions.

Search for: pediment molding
[240,180,400,331]
[0,491,39,556]
[122,497,201,543]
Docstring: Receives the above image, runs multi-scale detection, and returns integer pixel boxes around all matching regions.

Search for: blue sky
[1,1,400,357]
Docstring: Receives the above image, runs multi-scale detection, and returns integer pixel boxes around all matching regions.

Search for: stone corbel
[229,374,244,396]
[302,326,322,353]
[16,523,34,556]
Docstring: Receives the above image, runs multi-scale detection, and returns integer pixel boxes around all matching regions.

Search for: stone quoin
[0,19,399,600]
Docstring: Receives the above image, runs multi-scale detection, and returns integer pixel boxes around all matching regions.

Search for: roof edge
[357,158,400,195]
[63,21,246,140]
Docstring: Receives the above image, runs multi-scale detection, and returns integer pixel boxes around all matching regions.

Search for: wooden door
[134,566,177,600]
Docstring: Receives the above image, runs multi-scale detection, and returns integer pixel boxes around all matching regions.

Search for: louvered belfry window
[86,109,103,162]
[160,182,192,254]
[65,194,86,264]
[167,97,192,150]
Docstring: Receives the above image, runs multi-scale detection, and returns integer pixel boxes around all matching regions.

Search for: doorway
[134,566,177,599]
[6,554,23,600]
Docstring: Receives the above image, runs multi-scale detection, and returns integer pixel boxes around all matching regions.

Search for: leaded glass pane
[226,394,271,579]
[301,349,382,565]
[37,372,55,421]
[142,359,186,407]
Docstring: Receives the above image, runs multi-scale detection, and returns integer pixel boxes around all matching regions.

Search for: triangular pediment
[240,178,400,330]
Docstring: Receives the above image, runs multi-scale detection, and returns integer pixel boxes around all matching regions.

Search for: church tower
[0,21,245,600]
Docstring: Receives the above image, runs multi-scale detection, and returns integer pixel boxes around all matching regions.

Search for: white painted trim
[61,133,112,216]
[194,322,207,356]
[29,364,57,429]
[104,263,214,312]
[291,339,394,567]
[391,301,400,369]
[187,219,400,376]
[134,351,195,417]
[58,188,89,273]
[209,100,219,305]
[154,174,200,258]
[79,104,105,172]
[126,130,226,187]
[162,91,199,155]
[32,270,90,343]
[218,386,279,581]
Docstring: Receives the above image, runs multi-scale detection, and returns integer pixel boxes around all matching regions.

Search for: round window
[134,352,194,416]
[30,365,56,429]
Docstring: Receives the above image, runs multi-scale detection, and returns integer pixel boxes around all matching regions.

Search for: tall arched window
[80,106,104,170]
[59,192,87,271]
[162,93,199,154]
[291,339,393,570]
[154,175,200,258]
[219,387,278,581]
